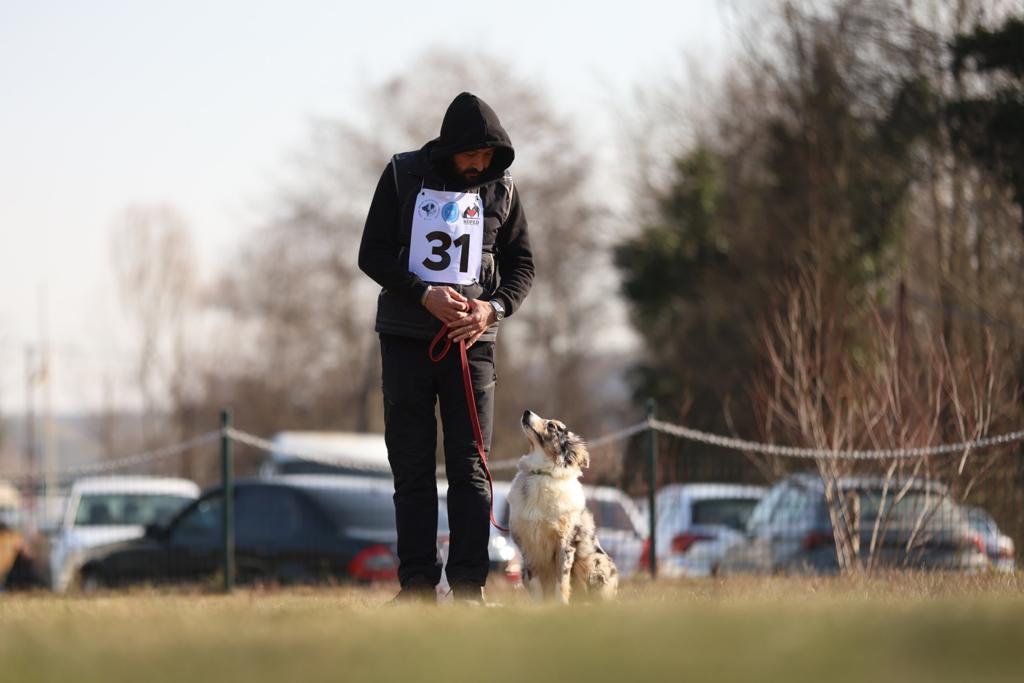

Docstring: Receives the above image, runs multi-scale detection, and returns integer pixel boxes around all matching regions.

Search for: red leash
[429,324,508,532]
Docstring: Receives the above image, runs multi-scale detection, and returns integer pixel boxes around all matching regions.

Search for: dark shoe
[450,584,486,606]
[389,578,436,605]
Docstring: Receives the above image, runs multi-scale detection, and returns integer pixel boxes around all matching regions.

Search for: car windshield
[73,493,193,527]
[587,499,637,532]
[303,487,397,531]
[964,507,994,533]
[839,489,963,531]
[276,461,391,478]
[692,498,760,531]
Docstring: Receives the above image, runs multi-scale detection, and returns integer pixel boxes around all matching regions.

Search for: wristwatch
[488,299,506,322]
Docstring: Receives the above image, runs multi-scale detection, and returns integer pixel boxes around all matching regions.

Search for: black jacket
[358,92,534,342]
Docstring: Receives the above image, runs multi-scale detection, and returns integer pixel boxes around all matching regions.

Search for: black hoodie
[427,93,515,189]
[358,92,534,342]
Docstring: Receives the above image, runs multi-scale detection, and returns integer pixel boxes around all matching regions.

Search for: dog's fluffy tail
[571,536,619,601]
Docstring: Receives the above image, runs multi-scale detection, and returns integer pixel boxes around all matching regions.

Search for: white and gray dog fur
[508,410,618,603]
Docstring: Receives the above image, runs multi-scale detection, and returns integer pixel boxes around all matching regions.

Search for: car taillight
[348,544,398,582]
[671,533,713,554]
[639,537,652,571]
[969,534,986,555]
[802,531,834,550]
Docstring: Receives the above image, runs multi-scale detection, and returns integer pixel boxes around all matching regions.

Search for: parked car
[583,485,647,577]
[78,476,407,589]
[50,476,199,592]
[258,431,391,479]
[719,473,989,575]
[485,482,523,581]
[652,483,766,577]
[435,481,522,596]
[964,505,1016,573]
[633,496,650,534]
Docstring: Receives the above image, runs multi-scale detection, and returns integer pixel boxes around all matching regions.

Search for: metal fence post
[646,398,657,579]
[220,409,235,593]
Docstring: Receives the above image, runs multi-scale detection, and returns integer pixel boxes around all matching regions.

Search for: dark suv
[719,473,988,575]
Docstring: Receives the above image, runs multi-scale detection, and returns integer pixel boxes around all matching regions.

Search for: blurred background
[1,0,1023,590]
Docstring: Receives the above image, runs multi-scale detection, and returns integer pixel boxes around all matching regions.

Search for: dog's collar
[528,468,555,477]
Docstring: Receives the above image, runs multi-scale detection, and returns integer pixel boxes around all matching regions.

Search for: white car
[487,481,523,581]
[583,485,647,578]
[437,481,523,598]
[258,431,391,478]
[654,483,766,577]
[49,476,199,592]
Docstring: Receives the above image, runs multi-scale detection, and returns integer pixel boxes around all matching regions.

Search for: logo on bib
[442,202,460,223]
[462,204,480,219]
[418,200,439,220]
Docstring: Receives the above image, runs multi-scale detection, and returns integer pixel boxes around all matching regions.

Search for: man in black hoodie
[358,92,534,602]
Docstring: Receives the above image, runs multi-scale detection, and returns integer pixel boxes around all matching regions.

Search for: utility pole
[24,344,38,532]
[24,346,36,470]
[38,284,55,526]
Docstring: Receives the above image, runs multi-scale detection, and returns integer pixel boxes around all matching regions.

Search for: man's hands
[422,286,469,324]
[421,286,497,346]
[447,299,497,347]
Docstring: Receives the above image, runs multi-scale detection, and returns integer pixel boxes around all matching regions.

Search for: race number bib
[408,188,483,286]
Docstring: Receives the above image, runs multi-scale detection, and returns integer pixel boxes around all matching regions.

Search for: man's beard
[445,159,487,185]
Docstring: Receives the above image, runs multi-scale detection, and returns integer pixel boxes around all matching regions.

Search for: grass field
[2,574,1024,682]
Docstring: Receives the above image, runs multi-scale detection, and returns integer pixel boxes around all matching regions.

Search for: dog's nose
[522,410,532,422]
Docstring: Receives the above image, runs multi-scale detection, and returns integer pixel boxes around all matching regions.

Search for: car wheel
[75,568,104,594]
[278,562,316,586]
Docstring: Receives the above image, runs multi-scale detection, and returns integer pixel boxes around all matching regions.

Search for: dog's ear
[564,433,590,470]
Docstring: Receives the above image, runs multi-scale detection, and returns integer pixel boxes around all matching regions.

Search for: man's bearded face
[451,148,495,182]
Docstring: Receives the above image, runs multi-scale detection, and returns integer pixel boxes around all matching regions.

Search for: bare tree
[109,204,199,451]
[752,262,1018,573]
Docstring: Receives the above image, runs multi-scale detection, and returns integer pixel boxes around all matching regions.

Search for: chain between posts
[223,428,392,474]
[0,431,221,481]
[647,420,1024,460]
[2,419,1020,483]
[435,421,652,476]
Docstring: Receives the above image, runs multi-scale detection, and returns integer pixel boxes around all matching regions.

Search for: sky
[0,0,738,414]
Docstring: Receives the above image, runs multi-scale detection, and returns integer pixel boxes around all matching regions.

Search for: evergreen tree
[951,16,1024,228]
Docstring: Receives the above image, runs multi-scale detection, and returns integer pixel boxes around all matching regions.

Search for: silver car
[50,476,199,592]
[720,473,989,575]
[583,485,646,578]
[964,505,1016,573]
[653,483,766,577]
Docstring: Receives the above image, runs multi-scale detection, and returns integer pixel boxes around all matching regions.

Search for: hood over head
[425,92,514,188]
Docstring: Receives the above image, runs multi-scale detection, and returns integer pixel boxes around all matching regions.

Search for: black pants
[379,333,495,589]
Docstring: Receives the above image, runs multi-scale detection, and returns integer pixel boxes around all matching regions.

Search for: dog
[507,410,618,603]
